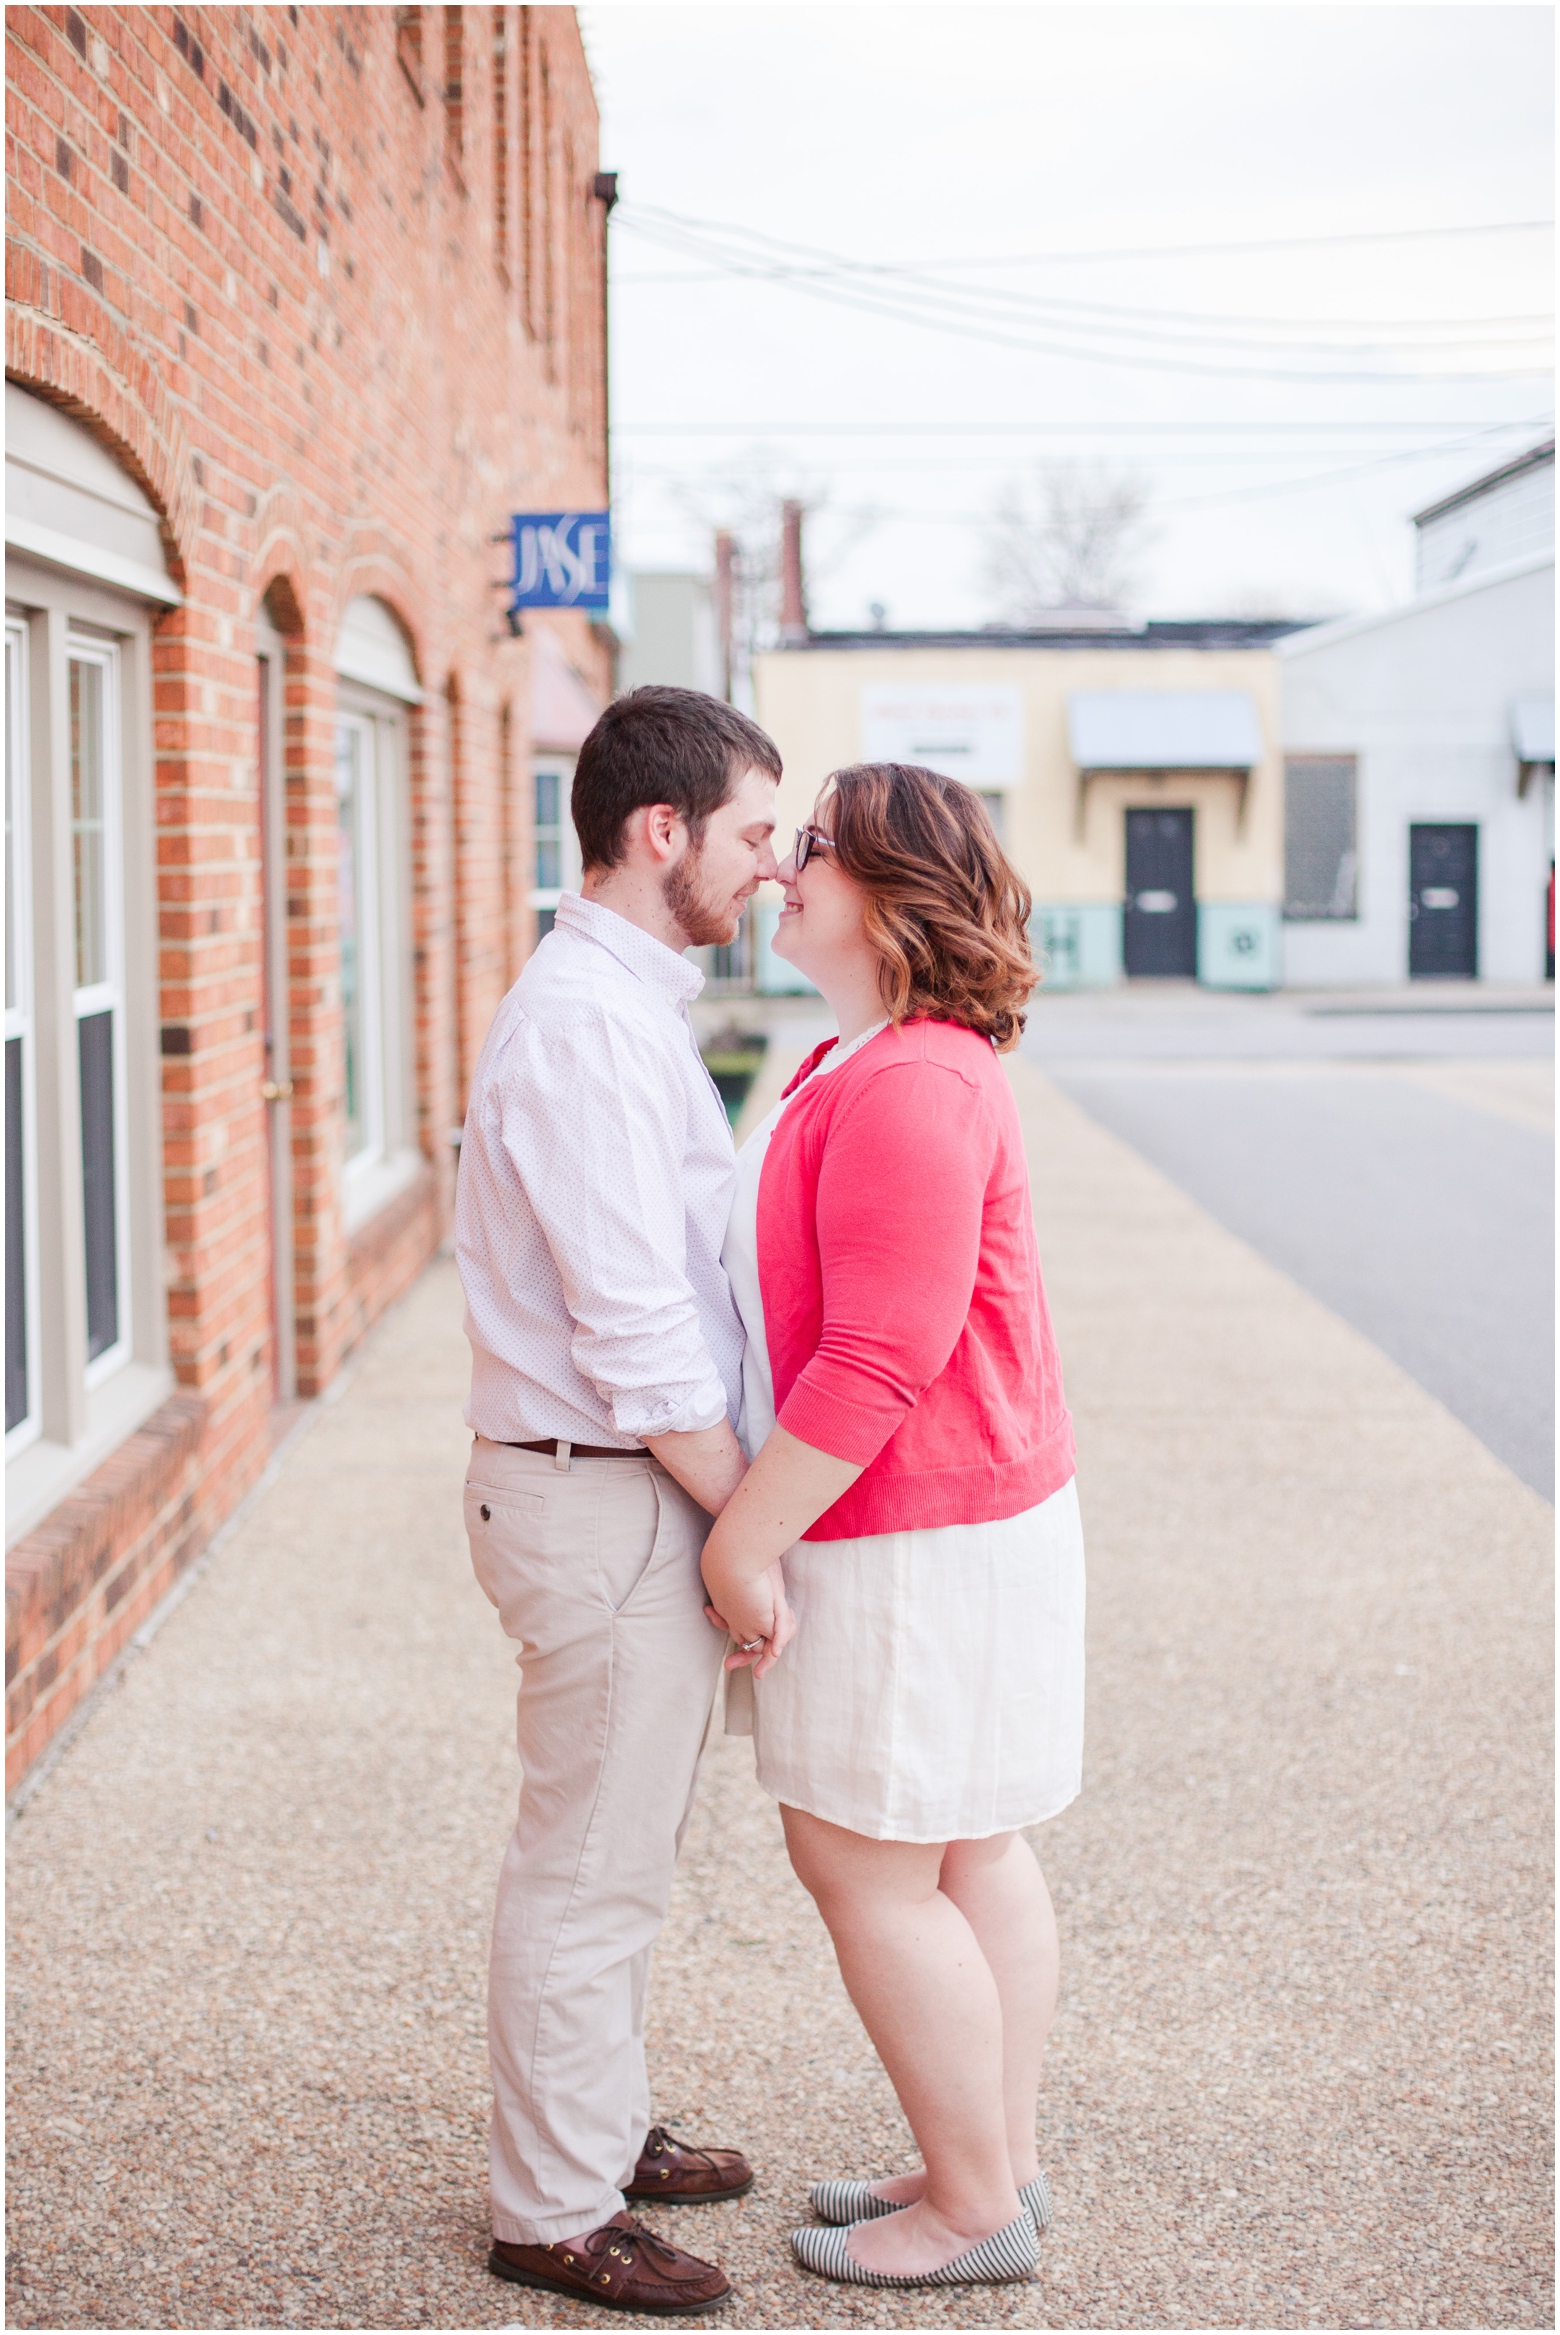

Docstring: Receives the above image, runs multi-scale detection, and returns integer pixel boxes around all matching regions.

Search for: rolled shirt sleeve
[501,1007,731,1439]
[776,1062,989,1465]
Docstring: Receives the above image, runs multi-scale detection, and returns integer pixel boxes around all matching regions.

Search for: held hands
[702,1551,796,1679]
[698,1424,860,1679]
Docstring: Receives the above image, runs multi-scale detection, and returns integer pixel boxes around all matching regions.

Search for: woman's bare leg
[782,1804,1022,2274]
[865,1831,1059,2205]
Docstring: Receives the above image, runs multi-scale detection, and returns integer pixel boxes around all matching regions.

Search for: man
[456,686,789,2316]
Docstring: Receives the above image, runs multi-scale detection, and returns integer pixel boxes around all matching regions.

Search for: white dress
[720,1025,1086,1844]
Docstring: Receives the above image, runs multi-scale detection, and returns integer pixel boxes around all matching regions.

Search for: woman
[702,762,1084,2291]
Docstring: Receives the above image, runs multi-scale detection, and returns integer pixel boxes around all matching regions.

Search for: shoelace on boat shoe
[549,2218,689,2296]
[639,2123,726,2175]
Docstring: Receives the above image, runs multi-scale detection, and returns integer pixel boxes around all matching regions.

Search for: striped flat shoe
[789,2210,1039,2289]
[809,2170,1053,2231]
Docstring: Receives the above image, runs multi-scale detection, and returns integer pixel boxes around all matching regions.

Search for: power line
[614,416,1555,438]
[614,418,1543,523]
[620,205,1556,272]
[614,263,1553,353]
[614,265,1552,344]
[615,210,1553,384]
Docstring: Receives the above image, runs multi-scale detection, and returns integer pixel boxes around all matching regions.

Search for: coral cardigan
[757,1017,1075,1542]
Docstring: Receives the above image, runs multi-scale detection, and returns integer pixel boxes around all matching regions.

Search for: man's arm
[644,1418,746,1516]
[501,1008,733,1442]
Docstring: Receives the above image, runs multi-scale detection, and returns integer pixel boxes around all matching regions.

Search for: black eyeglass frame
[793,823,837,872]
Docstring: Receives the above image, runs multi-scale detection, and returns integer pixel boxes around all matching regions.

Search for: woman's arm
[700,1425,862,1655]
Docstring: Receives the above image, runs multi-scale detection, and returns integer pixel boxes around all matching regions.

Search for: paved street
[6,1043,1553,2330]
[1024,987,1555,1500]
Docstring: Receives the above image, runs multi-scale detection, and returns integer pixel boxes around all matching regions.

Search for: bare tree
[983,459,1155,622]
[667,452,878,702]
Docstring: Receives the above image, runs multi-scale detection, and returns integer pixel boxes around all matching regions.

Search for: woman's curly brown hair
[820,762,1039,1052]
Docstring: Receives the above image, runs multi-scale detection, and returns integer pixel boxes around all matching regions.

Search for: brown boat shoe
[624,2123,755,2205]
[488,2209,731,2316]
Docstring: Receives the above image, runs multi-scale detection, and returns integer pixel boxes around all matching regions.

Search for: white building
[1278,441,1554,987]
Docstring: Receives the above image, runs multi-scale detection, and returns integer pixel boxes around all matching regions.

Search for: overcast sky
[579,3,1553,631]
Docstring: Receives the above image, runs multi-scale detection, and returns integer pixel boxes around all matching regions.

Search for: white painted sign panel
[860,683,1024,787]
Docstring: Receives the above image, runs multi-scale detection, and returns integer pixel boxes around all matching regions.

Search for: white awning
[5,380,182,606]
[1067,690,1264,770]
[334,594,424,702]
[1511,693,1555,765]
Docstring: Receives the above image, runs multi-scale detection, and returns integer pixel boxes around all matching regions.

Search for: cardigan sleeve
[776,1059,989,1466]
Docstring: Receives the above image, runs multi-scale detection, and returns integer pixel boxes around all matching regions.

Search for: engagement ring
[739,1638,764,1653]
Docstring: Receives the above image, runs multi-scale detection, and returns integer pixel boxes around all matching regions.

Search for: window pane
[1284,758,1358,920]
[535,837,561,890]
[71,659,108,989]
[535,768,559,829]
[5,633,19,1017]
[79,1008,119,1360]
[334,724,368,1159]
[6,1034,26,1431]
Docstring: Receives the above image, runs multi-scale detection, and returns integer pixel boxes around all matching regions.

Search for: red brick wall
[5,4,610,1786]
[5,1392,205,1793]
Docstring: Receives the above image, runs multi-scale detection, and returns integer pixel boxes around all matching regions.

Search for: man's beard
[662,847,741,947]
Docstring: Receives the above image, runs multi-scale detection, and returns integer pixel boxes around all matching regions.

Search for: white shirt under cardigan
[720,1022,1086,1842]
[457,893,744,1449]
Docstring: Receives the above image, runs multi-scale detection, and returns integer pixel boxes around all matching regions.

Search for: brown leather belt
[505,1437,646,1461]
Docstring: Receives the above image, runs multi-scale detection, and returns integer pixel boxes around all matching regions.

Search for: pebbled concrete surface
[6,1062,1552,2330]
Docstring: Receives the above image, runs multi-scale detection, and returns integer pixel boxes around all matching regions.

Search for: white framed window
[335,711,385,1175]
[529,755,580,940]
[4,570,169,1549]
[334,688,416,1230]
[6,617,41,1454]
[69,634,131,1383]
[5,390,173,1546]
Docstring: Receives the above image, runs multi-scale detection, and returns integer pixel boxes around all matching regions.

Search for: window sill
[5,1359,175,1551]
[342,1145,425,1235]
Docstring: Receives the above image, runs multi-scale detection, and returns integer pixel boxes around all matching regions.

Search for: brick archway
[6,266,199,584]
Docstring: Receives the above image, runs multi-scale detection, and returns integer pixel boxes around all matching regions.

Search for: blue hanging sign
[508,511,611,611]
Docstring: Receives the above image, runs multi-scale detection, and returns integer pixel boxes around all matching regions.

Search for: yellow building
[752,622,1301,988]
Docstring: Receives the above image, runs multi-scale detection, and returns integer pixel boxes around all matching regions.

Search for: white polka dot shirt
[456,892,744,1448]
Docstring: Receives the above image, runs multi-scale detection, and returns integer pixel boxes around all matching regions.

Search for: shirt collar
[554,892,706,1008]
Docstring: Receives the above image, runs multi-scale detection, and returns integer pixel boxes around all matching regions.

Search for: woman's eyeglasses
[793,823,837,872]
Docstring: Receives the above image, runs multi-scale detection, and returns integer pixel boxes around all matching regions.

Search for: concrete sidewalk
[6,1063,1552,2330]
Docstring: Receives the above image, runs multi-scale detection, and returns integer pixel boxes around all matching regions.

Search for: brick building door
[256,614,296,1400]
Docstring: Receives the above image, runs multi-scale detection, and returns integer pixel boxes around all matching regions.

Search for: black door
[1124,808,1197,977]
[1408,824,1477,979]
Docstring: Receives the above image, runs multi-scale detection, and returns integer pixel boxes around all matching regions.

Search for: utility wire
[614,206,1554,383]
[621,205,1556,272]
[614,263,1552,353]
[615,271,1554,333]
[615,265,1552,343]
[615,419,1555,438]
[615,418,1542,523]
[614,417,1553,437]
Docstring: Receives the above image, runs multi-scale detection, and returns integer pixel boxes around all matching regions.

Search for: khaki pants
[464,1435,724,2243]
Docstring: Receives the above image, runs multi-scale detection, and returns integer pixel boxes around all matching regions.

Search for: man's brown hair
[572,686,782,872]
[822,763,1039,1051]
